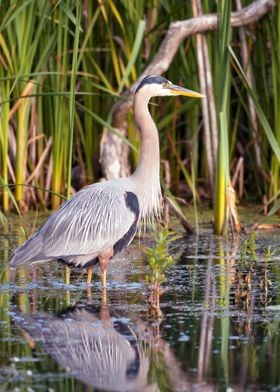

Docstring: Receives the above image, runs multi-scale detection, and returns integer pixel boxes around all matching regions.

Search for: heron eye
[163,82,171,88]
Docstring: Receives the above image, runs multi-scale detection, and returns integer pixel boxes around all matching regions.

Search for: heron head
[135,75,205,99]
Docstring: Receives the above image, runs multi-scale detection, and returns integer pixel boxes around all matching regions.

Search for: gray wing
[9,181,139,267]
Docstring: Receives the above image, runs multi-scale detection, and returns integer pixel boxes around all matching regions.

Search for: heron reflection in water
[9,76,203,286]
[12,295,191,391]
[13,306,146,390]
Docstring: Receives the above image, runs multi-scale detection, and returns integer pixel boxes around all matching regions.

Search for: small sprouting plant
[259,245,274,306]
[264,245,274,261]
[235,232,273,309]
[249,231,256,266]
[144,228,177,317]
[240,238,248,266]
[238,231,257,269]
[235,232,257,309]
[145,229,175,286]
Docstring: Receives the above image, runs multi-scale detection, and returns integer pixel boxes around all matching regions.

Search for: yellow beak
[169,84,205,98]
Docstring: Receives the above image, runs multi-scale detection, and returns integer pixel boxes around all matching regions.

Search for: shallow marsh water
[1,214,280,391]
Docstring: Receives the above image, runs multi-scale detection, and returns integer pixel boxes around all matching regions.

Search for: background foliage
[0,1,279,225]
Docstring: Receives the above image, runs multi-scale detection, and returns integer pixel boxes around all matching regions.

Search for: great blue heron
[9,75,203,286]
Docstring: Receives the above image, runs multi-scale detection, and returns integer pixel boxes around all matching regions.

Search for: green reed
[213,0,231,234]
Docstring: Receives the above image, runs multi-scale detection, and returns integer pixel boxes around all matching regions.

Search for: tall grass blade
[213,0,232,234]
[117,20,145,94]
[0,177,21,216]
[214,112,228,234]
[66,1,81,199]
[229,46,280,162]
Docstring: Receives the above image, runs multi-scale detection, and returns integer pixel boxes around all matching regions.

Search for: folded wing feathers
[9,182,136,266]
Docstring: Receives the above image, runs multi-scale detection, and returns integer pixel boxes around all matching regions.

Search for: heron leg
[101,286,107,305]
[98,249,113,288]
[87,287,93,302]
[65,266,71,284]
[86,266,93,285]
[100,259,108,288]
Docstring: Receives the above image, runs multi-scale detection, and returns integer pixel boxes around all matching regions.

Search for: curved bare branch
[100,0,276,179]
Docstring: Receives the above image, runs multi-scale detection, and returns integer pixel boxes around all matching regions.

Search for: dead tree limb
[100,0,276,179]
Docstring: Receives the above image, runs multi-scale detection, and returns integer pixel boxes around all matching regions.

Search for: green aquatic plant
[259,245,273,306]
[249,231,256,265]
[144,228,177,317]
[235,232,273,309]
[238,231,257,267]
[236,233,256,307]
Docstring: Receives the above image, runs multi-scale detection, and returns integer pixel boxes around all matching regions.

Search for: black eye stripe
[135,75,170,93]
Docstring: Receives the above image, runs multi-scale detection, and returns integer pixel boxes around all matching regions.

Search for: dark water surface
[1,217,280,391]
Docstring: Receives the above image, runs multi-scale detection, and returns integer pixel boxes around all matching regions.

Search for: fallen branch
[144,0,275,77]
[100,0,276,180]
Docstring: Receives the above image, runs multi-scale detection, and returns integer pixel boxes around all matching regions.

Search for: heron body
[9,75,203,285]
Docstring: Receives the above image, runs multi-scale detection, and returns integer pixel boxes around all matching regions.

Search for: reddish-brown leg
[98,249,113,288]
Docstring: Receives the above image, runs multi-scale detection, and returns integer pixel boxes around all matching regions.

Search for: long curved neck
[132,92,160,181]
[131,90,162,222]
